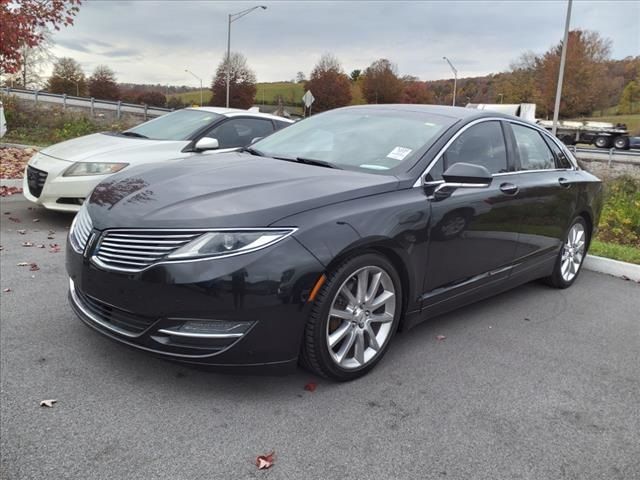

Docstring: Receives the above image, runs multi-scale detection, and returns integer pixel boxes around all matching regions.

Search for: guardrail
[1,87,172,120]
[568,146,640,167]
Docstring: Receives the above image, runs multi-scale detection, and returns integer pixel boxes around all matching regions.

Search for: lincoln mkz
[66,105,603,380]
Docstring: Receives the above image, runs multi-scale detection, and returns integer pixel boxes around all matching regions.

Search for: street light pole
[226,5,267,108]
[498,93,504,104]
[185,69,203,106]
[443,56,458,106]
[552,0,573,136]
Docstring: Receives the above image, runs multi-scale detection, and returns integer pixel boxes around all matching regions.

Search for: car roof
[337,104,515,122]
[185,107,294,123]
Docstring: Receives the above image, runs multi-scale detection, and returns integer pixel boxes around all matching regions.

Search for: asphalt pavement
[1,196,639,480]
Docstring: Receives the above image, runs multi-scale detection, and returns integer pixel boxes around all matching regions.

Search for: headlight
[63,162,128,177]
[167,229,296,260]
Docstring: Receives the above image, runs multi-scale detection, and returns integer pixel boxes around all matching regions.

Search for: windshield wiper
[239,146,264,156]
[271,155,340,169]
[120,131,148,139]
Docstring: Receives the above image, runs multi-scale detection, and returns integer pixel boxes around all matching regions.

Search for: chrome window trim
[90,227,298,274]
[413,116,577,187]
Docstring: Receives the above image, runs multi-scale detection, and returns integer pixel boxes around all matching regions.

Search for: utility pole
[552,0,573,136]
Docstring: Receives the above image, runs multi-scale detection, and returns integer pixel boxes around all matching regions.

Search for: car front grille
[74,286,157,335]
[69,206,93,253]
[94,230,202,271]
[26,166,48,198]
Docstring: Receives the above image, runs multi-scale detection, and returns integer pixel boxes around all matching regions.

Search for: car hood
[87,152,399,230]
[40,132,189,163]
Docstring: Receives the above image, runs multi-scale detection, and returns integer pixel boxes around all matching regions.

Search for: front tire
[301,253,402,381]
[545,217,589,289]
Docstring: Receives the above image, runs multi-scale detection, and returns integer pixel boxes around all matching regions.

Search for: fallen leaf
[49,244,61,253]
[3,211,10,215]
[47,235,55,239]
[29,263,39,271]
[32,219,40,223]
[37,244,45,248]
[0,186,23,197]
[255,451,275,470]
[9,217,20,223]
[304,382,317,392]
[17,229,26,235]
[435,335,446,341]
[39,399,57,408]
[0,245,3,251]
[0,146,36,179]
[524,317,531,321]
[3,288,11,292]
[22,241,34,247]
[17,262,29,266]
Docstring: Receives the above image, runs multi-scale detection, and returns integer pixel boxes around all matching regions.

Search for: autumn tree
[304,54,352,113]
[400,76,433,104]
[88,65,119,100]
[361,59,404,104]
[617,80,640,114]
[534,30,611,117]
[46,57,87,96]
[210,52,257,109]
[0,0,81,75]
[136,91,166,107]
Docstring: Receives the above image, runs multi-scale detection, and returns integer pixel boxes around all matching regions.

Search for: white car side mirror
[195,137,219,151]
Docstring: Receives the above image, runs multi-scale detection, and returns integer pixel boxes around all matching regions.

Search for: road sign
[302,90,315,108]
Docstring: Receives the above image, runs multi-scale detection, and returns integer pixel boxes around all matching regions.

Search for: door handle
[499,183,519,195]
[558,177,571,188]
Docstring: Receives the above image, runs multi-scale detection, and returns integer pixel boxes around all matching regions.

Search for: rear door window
[511,124,556,170]
[543,136,572,169]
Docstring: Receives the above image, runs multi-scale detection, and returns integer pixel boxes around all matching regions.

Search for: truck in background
[465,103,631,150]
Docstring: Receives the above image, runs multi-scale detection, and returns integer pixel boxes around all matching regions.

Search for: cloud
[48,0,640,85]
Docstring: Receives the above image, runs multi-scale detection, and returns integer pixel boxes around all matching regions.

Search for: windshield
[252,108,454,174]
[124,109,222,141]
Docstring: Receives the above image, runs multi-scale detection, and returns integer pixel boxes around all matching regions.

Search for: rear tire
[613,136,630,150]
[301,253,402,381]
[545,217,589,289]
[594,136,611,148]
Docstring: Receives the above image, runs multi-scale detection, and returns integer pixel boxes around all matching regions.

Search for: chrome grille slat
[69,207,93,253]
[94,230,203,271]
[99,246,170,256]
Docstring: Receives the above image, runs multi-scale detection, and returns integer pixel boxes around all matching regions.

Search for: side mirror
[441,162,492,186]
[194,137,219,151]
[430,162,492,199]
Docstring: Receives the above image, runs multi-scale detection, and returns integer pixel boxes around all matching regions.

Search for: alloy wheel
[561,222,586,282]
[325,266,396,370]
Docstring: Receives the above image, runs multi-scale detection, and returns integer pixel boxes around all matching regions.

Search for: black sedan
[66,105,603,381]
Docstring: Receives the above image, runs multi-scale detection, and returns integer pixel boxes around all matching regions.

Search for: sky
[49,0,640,86]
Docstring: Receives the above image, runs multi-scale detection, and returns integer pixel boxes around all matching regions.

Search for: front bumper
[22,154,105,212]
[66,236,324,371]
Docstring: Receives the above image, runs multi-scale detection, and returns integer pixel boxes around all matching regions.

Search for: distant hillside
[170,82,305,106]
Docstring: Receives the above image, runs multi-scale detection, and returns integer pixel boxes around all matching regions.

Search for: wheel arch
[322,240,415,331]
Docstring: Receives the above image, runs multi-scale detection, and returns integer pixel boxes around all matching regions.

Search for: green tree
[210,52,257,109]
[350,69,362,82]
[88,65,119,100]
[46,57,87,96]
[361,59,403,104]
[617,80,640,114]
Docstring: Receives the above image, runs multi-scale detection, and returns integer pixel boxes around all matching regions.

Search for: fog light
[157,319,253,338]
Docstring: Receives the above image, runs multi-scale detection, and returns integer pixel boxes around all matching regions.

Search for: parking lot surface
[1,197,639,480]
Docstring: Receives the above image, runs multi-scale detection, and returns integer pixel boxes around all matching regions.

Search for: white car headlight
[63,162,128,177]
[167,229,296,260]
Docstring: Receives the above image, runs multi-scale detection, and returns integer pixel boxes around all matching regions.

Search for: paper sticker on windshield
[386,146,412,161]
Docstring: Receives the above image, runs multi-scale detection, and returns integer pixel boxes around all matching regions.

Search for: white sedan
[23,107,292,212]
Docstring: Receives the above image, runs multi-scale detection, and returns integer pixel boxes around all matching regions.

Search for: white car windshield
[124,110,222,141]
[252,108,454,174]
